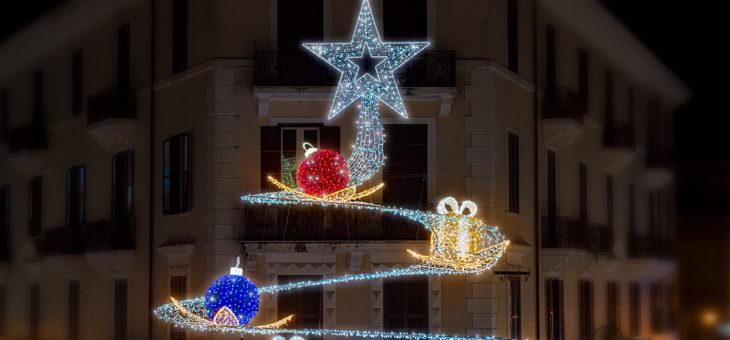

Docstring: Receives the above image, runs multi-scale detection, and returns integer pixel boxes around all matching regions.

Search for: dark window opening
[507,0,519,73]
[383,277,428,332]
[383,124,428,210]
[0,186,9,261]
[546,278,564,340]
[28,176,42,237]
[117,23,131,89]
[607,281,620,336]
[33,70,44,127]
[72,49,83,114]
[508,132,520,213]
[0,283,5,336]
[579,280,594,340]
[277,0,323,48]
[579,163,587,221]
[604,69,613,123]
[68,280,80,340]
[629,282,641,336]
[606,175,614,230]
[650,283,663,332]
[383,0,427,40]
[112,151,134,218]
[278,275,323,340]
[627,87,635,126]
[578,49,589,114]
[114,279,128,340]
[66,166,86,226]
[163,133,191,214]
[629,184,636,241]
[545,25,556,105]
[30,283,39,340]
[0,90,8,142]
[510,278,522,339]
[547,150,557,235]
[172,0,188,73]
[170,276,187,340]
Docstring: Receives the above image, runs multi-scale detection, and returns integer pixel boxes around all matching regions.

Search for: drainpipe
[532,0,541,339]
[147,0,156,338]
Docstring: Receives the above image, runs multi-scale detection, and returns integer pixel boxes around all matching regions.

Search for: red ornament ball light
[297,146,350,197]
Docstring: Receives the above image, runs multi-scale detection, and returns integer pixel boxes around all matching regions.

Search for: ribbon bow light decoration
[409,197,510,273]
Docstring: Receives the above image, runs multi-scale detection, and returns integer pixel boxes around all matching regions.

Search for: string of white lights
[347,94,385,186]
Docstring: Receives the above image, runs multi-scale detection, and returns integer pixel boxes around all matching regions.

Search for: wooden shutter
[261,126,281,191]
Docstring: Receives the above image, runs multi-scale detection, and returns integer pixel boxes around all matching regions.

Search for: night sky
[1,0,728,334]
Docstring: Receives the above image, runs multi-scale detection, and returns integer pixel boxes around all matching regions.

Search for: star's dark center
[350,44,385,81]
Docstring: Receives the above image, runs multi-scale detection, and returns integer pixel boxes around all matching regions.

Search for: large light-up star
[303,0,429,118]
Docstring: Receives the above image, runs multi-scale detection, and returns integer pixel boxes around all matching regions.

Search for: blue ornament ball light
[204,273,260,325]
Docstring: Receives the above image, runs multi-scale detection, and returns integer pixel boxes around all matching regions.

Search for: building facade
[0,0,688,339]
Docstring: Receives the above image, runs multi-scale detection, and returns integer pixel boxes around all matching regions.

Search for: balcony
[645,145,674,189]
[86,87,136,151]
[240,203,428,242]
[41,225,84,257]
[541,216,613,256]
[252,49,457,116]
[8,124,48,174]
[254,48,455,87]
[602,122,637,173]
[628,234,674,260]
[84,217,136,252]
[542,87,584,149]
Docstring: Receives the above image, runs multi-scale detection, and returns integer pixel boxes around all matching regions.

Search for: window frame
[507,131,520,213]
[28,176,42,237]
[163,132,192,215]
[66,166,86,226]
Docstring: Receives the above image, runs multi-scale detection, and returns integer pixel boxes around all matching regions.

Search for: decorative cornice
[0,0,141,81]
[541,0,690,106]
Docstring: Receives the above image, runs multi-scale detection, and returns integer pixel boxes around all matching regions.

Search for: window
[68,280,80,340]
[117,23,131,89]
[0,89,8,142]
[649,191,660,236]
[545,25,556,102]
[172,0,188,73]
[383,124,428,209]
[72,49,83,114]
[547,150,557,234]
[606,175,614,230]
[506,0,519,73]
[604,69,613,123]
[28,176,42,237]
[114,279,128,340]
[170,276,187,340]
[0,186,9,261]
[546,278,564,340]
[33,70,44,126]
[30,283,39,340]
[260,126,340,191]
[629,184,636,242]
[0,283,5,336]
[112,151,134,218]
[163,133,191,214]
[578,49,589,114]
[629,282,641,336]
[277,0,323,48]
[607,281,620,336]
[627,87,635,126]
[509,278,522,339]
[278,275,322,339]
[508,132,520,212]
[579,163,587,221]
[66,166,86,225]
[383,0,428,40]
[383,277,428,332]
[650,283,663,332]
[579,280,594,340]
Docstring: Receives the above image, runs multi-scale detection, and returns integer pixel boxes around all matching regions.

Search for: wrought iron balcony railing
[87,87,136,125]
[240,204,427,242]
[541,216,613,255]
[254,48,456,87]
[603,122,636,150]
[84,217,136,252]
[543,87,584,123]
[8,123,47,153]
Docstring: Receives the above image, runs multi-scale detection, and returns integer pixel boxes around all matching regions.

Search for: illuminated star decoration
[303,0,429,119]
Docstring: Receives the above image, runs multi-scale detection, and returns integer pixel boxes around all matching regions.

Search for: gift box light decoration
[155,0,509,338]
